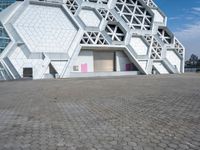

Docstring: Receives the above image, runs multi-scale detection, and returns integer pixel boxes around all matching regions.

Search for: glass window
[0,0,16,12]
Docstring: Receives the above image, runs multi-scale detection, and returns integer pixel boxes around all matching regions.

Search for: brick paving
[0,73,200,150]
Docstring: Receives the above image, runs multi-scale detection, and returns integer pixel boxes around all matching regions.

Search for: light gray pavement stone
[0,73,200,150]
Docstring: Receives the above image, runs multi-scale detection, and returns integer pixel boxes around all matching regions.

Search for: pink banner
[81,63,88,73]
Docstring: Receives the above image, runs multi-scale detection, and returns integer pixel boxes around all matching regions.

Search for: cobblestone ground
[0,73,200,150]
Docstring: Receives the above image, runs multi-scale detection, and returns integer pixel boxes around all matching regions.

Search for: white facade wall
[166,50,181,72]
[154,62,169,74]
[72,50,133,72]
[116,51,131,71]
[72,50,94,73]
[51,61,67,75]
[8,46,46,79]
[138,60,148,71]
[152,9,165,23]
[130,37,148,55]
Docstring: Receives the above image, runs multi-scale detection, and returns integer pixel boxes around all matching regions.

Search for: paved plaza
[0,74,200,150]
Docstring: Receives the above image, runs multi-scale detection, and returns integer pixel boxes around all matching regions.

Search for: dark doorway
[23,68,33,78]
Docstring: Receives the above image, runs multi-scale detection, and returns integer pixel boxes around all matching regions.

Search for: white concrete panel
[78,9,100,27]
[138,60,147,71]
[72,50,94,72]
[51,61,67,75]
[9,46,46,79]
[130,37,148,55]
[166,50,181,72]
[154,62,169,74]
[116,51,131,71]
[152,9,164,23]
[14,4,77,53]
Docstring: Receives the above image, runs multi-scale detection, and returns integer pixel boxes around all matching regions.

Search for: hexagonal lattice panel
[115,0,153,30]
[0,22,11,53]
[151,38,162,59]
[144,35,162,59]
[66,0,79,15]
[105,24,125,41]
[97,9,116,22]
[157,28,173,44]
[80,32,109,45]
[142,0,157,8]
[14,4,77,53]
[174,39,184,56]
[78,9,101,27]
[85,0,108,4]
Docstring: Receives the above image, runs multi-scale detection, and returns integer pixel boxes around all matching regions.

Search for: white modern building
[0,0,185,80]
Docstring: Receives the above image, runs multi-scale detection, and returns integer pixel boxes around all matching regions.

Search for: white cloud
[173,6,200,59]
[175,22,200,39]
[168,16,180,20]
[191,7,200,16]
[192,7,200,12]
[175,22,200,59]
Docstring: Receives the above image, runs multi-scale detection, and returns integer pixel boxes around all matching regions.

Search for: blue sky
[154,0,200,59]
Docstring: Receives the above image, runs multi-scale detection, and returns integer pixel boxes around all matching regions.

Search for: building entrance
[94,51,114,72]
[23,68,33,78]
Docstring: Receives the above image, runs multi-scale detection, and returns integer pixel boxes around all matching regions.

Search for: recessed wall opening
[94,51,114,72]
[71,49,140,76]
[23,68,33,78]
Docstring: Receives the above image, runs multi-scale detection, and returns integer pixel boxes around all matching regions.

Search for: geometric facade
[14,4,78,53]
[0,0,185,80]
